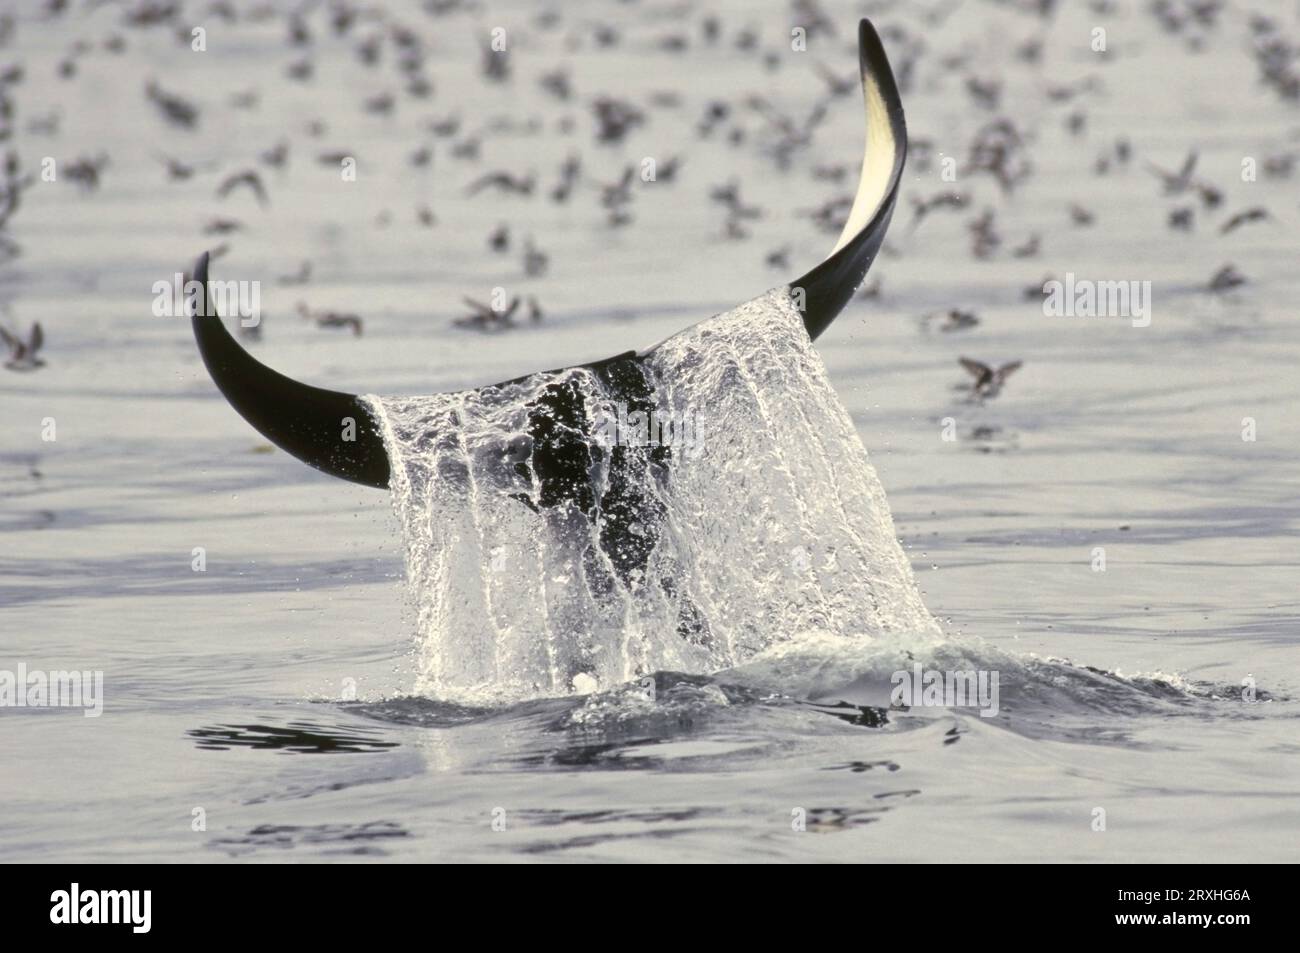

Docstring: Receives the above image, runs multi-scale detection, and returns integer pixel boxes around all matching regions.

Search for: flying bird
[145,80,198,128]
[959,357,1021,399]
[1,322,44,370]
[1220,207,1269,234]
[455,296,521,332]
[523,237,548,277]
[465,171,535,196]
[927,309,979,333]
[259,141,289,169]
[216,169,269,207]
[1207,264,1247,292]
[297,303,362,336]
[1068,203,1095,226]
[155,154,202,180]
[64,154,108,192]
[538,68,572,101]
[1147,151,1199,194]
[202,217,242,235]
[908,190,967,230]
[550,154,581,203]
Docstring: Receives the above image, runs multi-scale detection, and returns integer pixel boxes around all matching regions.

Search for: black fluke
[190,251,390,488]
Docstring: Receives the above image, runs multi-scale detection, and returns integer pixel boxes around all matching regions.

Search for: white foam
[366,287,939,704]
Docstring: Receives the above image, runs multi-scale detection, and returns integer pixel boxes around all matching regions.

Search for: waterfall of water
[366,287,938,704]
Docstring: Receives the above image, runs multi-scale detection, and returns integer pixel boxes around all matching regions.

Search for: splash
[366,287,939,704]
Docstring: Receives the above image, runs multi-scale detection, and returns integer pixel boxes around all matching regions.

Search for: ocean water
[2,0,1299,862]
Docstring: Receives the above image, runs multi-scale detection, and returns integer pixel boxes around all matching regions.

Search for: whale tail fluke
[190,251,391,487]
[188,17,908,488]
[794,18,907,341]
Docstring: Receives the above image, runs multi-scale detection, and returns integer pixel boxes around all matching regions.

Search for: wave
[337,636,1278,752]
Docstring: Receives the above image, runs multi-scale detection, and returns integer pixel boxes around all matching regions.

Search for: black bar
[2,865,1281,938]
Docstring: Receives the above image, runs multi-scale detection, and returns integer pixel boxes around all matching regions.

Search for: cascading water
[366,287,940,704]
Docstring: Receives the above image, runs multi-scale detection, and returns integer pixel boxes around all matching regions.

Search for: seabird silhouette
[1,321,45,371]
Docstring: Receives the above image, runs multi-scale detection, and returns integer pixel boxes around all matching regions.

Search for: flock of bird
[0,0,1293,417]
